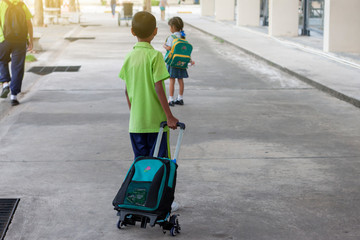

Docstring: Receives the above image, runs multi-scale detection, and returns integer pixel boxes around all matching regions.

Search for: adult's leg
[9,41,26,96]
[0,41,11,84]
[111,4,116,16]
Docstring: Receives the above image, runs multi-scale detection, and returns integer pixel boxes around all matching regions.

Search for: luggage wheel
[117,219,126,229]
[162,214,181,236]
[117,215,136,229]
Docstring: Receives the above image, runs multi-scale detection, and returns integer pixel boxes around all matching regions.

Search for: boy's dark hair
[132,11,156,39]
[168,17,184,32]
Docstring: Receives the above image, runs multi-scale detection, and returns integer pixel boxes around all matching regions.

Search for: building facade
[201,0,360,53]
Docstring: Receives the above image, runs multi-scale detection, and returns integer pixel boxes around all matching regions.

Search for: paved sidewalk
[1,8,360,240]
[179,13,360,108]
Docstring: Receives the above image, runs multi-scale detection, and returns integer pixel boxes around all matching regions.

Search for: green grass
[151,0,160,6]
[214,37,225,43]
[25,54,37,62]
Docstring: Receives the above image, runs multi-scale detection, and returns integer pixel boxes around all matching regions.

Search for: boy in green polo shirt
[119,11,179,160]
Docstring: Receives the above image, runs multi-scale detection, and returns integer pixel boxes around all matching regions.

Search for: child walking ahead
[163,17,194,107]
[119,11,179,160]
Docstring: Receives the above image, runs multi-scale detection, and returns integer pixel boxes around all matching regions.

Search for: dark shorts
[130,132,170,160]
[167,65,189,79]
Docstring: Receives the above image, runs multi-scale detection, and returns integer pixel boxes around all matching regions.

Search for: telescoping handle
[153,121,186,163]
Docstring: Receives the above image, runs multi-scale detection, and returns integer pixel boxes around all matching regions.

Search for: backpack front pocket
[117,159,167,211]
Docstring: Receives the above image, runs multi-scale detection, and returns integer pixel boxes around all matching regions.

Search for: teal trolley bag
[113,122,185,236]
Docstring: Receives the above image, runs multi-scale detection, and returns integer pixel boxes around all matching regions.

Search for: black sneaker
[174,99,184,105]
[11,99,19,106]
[1,86,10,98]
[169,101,175,107]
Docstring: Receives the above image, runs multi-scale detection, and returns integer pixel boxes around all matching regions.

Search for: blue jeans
[0,40,27,96]
[130,132,170,160]
[111,4,116,16]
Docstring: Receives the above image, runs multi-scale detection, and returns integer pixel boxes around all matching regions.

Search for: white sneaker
[171,201,180,212]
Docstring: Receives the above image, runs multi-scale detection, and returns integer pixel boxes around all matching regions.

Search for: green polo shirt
[0,0,33,42]
[119,42,170,133]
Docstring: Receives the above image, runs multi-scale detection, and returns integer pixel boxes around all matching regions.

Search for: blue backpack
[165,35,193,69]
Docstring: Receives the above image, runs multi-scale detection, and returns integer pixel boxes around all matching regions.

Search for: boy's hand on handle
[167,116,179,130]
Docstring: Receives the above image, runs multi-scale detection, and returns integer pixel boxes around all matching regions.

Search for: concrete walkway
[1,5,360,240]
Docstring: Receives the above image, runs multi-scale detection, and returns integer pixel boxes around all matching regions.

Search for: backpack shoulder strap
[166,34,177,43]
[0,0,12,27]
[2,0,12,6]
[2,0,24,7]
[170,35,180,45]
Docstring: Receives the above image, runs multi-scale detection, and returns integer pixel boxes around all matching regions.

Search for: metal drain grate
[0,199,20,240]
[80,24,101,27]
[65,37,95,42]
[28,66,81,75]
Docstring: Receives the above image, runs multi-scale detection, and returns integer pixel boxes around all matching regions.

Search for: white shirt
[165,32,181,47]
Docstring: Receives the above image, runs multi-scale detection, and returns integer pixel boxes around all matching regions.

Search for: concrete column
[201,0,215,16]
[215,0,235,21]
[269,0,298,37]
[237,0,261,26]
[324,0,360,53]
[144,0,151,12]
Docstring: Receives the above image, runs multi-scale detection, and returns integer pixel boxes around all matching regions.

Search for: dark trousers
[0,40,27,96]
[130,132,170,160]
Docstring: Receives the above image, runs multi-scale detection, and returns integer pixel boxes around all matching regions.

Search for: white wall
[201,0,215,16]
[215,0,235,21]
[324,0,360,53]
[269,0,298,37]
[237,0,260,26]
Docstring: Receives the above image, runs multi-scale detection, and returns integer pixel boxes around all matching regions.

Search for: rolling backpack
[112,122,185,236]
[165,35,193,69]
[1,0,28,42]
